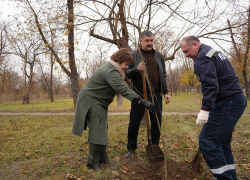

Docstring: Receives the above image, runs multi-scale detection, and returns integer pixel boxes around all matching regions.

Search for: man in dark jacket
[124,30,170,158]
[181,36,247,180]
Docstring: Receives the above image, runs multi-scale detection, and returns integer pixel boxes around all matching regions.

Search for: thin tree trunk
[68,0,79,108]
[50,54,54,102]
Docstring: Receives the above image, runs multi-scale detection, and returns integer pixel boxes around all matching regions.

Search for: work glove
[132,95,157,113]
[196,110,209,126]
[140,99,157,113]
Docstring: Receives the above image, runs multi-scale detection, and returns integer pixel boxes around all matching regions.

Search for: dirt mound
[119,157,210,180]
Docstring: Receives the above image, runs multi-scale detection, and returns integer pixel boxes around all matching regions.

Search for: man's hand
[137,61,146,72]
[196,110,209,126]
[164,94,170,104]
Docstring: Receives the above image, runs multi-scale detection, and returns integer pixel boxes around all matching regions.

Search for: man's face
[140,36,154,51]
[181,41,199,60]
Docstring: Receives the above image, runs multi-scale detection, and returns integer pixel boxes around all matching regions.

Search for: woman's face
[120,61,130,72]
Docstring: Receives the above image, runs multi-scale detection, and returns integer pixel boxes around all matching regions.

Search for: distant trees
[24,0,80,107]
[228,6,250,99]
[0,0,249,104]
[5,23,45,104]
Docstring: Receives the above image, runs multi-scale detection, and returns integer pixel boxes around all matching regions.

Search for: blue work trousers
[199,96,247,180]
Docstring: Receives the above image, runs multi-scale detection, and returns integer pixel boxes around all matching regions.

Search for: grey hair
[182,36,200,44]
[140,30,154,40]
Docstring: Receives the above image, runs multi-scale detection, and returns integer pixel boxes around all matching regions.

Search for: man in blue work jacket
[180,36,247,180]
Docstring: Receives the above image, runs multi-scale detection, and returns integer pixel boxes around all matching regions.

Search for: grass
[0,98,74,112]
[2,93,249,114]
[0,114,249,180]
[1,93,248,114]
[0,93,249,179]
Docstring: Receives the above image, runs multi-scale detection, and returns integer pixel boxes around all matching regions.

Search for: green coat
[72,62,137,145]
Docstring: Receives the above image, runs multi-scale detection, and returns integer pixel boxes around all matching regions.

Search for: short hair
[182,36,200,44]
[110,48,134,64]
[140,30,154,40]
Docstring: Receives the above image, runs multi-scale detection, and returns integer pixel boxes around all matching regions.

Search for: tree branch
[26,0,71,76]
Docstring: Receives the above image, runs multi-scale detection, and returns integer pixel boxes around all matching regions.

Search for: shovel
[191,147,202,172]
[142,72,164,162]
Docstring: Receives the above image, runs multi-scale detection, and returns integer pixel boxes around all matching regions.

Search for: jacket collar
[140,47,155,54]
[198,44,206,54]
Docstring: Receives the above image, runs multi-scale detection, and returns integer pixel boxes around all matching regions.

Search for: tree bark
[26,0,79,108]
[50,54,54,102]
[243,6,250,99]
[68,0,79,108]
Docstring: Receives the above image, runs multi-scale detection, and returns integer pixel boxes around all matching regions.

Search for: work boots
[87,143,103,171]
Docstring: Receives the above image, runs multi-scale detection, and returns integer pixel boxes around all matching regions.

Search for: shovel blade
[146,143,164,162]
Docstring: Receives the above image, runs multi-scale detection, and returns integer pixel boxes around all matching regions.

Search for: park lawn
[1,93,249,114]
[1,93,201,112]
[0,114,249,180]
[0,98,74,112]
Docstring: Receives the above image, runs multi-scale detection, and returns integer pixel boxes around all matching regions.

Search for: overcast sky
[0,0,18,21]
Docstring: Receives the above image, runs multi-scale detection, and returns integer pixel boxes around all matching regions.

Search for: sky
[0,0,236,53]
[1,0,248,80]
[0,0,19,21]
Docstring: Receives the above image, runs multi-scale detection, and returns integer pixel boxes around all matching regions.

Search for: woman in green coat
[72,48,157,171]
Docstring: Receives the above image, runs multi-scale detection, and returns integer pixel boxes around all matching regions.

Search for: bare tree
[227,6,250,99]
[77,0,246,61]
[53,75,64,98]
[0,23,8,59]
[24,0,79,108]
[6,29,44,104]
[179,57,200,93]
[38,62,51,99]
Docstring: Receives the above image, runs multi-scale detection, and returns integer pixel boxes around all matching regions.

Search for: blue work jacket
[194,44,244,111]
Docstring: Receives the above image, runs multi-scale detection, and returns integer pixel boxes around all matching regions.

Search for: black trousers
[127,91,162,151]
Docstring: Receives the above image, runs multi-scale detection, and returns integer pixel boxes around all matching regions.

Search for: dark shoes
[87,163,103,171]
[87,160,115,171]
[125,150,134,158]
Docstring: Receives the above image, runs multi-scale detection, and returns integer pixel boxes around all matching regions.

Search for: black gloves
[132,95,157,113]
[140,99,157,113]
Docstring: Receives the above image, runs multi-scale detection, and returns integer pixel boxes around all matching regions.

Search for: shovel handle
[142,72,152,141]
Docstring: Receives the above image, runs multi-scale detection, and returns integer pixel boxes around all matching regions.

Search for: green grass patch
[0,98,74,112]
[0,93,249,115]
[0,114,249,179]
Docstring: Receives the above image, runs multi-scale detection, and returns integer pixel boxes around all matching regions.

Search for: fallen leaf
[123,166,129,171]
[132,154,137,159]
[175,174,181,178]
[67,173,74,179]
[111,170,119,176]
[114,156,120,162]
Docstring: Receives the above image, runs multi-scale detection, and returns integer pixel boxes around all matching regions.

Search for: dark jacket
[194,44,244,111]
[125,49,168,95]
[72,62,137,145]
